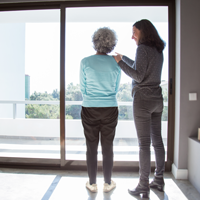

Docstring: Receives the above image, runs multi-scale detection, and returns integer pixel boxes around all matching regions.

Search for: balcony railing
[0,100,168,119]
[0,100,168,160]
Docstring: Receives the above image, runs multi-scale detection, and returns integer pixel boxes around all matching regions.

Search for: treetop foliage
[26,82,168,120]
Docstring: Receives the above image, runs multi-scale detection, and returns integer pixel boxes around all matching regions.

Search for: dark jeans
[133,91,165,181]
[81,106,118,185]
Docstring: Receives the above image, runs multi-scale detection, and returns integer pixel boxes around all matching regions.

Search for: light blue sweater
[80,55,121,107]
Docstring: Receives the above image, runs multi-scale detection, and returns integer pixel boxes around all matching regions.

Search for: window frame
[0,0,175,172]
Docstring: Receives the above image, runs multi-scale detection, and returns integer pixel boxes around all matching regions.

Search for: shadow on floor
[86,187,169,200]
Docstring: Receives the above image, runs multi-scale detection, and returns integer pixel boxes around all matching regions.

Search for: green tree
[66,114,73,119]
[26,83,169,121]
[117,83,133,120]
[161,87,168,121]
[117,83,169,121]
[117,83,132,102]
[52,89,60,99]
[26,91,61,119]
[65,83,82,119]
[26,83,84,119]
[65,83,83,101]
[25,104,60,119]
[30,91,57,101]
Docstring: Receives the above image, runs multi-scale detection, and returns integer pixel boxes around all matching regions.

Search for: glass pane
[0,9,60,158]
[65,6,168,161]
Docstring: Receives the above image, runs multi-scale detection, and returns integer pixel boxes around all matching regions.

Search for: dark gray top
[118,44,163,98]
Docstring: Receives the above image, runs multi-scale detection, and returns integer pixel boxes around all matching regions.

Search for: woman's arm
[113,53,134,67]
[118,45,148,83]
[122,56,134,67]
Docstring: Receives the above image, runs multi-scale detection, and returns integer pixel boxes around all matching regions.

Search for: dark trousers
[81,106,118,185]
[133,91,165,181]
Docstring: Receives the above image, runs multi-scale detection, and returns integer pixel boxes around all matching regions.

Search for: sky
[22,6,168,95]
[25,21,168,95]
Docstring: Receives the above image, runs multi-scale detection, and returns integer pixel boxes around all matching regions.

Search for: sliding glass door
[64,6,169,162]
[0,9,60,159]
[0,2,173,169]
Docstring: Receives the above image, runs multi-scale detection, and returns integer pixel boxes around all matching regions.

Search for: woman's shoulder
[138,44,161,54]
[138,44,162,58]
[137,44,151,51]
[81,55,96,64]
[136,44,149,56]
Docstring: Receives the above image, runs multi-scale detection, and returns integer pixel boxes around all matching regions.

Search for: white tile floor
[0,168,200,200]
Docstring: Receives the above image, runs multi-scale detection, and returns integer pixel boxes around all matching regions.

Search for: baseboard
[172,163,188,179]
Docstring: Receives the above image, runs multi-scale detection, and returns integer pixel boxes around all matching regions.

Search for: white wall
[0,23,25,118]
[174,0,200,178]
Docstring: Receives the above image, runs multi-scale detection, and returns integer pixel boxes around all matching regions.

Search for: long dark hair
[133,19,165,53]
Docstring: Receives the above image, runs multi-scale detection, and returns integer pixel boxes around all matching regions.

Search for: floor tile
[0,168,200,200]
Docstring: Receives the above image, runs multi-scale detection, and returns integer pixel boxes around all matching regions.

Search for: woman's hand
[113,52,123,63]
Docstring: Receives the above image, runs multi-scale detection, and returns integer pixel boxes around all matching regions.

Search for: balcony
[0,100,168,161]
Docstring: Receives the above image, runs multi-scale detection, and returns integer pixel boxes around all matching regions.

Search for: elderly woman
[80,27,121,193]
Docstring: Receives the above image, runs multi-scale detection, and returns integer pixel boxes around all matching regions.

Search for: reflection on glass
[65,6,168,161]
[0,10,60,158]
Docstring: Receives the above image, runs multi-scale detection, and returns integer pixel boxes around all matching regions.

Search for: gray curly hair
[92,27,117,54]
